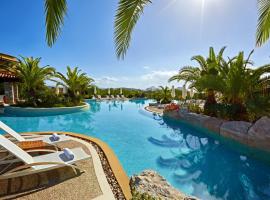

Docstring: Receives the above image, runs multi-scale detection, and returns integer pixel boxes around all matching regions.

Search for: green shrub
[131,188,160,200]
[188,104,203,114]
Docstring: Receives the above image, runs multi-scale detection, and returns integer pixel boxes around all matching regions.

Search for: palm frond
[256,0,270,46]
[45,0,67,47]
[114,0,151,59]
[191,55,207,71]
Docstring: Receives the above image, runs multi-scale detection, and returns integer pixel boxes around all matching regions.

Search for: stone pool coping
[162,110,270,154]
[21,132,132,200]
[144,106,270,156]
[4,103,90,116]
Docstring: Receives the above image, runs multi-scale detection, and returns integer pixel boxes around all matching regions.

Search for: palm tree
[217,50,270,120]
[169,47,226,115]
[159,86,171,104]
[54,66,94,104]
[16,56,55,106]
[256,0,270,46]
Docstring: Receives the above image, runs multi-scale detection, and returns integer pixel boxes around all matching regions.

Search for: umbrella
[108,88,111,95]
[62,86,67,94]
[190,88,194,98]
[55,85,59,95]
[182,86,187,99]
[120,88,122,95]
[94,86,97,95]
[171,85,176,98]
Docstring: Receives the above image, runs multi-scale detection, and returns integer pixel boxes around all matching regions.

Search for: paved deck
[145,106,164,115]
[0,133,132,200]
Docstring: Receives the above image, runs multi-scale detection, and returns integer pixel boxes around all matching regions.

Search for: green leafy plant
[54,66,94,104]
[34,0,270,58]
[16,56,55,107]
[158,86,171,104]
[256,0,270,46]
[170,48,270,121]
[131,187,160,200]
[169,47,227,116]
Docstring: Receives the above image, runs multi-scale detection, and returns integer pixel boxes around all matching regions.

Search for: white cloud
[93,70,182,89]
[95,76,118,83]
[143,66,150,70]
[141,70,178,81]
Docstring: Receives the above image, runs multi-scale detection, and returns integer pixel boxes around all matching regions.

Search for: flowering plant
[164,103,180,112]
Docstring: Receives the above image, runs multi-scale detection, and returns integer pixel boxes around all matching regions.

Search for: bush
[16,88,84,108]
[188,104,203,114]
[131,188,160,200]
[204,103,248,121]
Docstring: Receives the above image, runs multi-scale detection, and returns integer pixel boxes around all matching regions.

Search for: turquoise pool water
[1,99,270,200]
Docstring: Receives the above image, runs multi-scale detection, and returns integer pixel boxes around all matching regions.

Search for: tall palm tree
[16,56,55,106]
[256,0,270,46]
[217,50,270,119]
[54,66,94,104]
[169,47,226,115]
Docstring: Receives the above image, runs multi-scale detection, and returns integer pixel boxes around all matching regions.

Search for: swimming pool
[1,99,270,200]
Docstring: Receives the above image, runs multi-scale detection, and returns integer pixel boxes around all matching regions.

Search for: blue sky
[0,0,270,89]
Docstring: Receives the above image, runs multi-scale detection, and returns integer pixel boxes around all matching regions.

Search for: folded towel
[63,148,75,160]
[50,133,60,141]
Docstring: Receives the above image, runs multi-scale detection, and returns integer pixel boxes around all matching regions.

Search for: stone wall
[163,110,270,153]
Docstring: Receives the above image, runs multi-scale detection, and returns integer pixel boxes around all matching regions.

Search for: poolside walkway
[145,106,164,115]
[0,132,131,200]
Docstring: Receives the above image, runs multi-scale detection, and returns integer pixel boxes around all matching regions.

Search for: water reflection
[129,99,147,108]
[88,100,101,113]
[105,100,125,112]
[149,116,270,200]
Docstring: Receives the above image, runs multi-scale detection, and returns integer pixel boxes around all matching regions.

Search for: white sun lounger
[0,121,70,144]
[0,134,90,179]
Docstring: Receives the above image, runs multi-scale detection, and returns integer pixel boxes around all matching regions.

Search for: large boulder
[130,170,198,200]
[220,121,252,144]
[248,116,270,150]
[164,110,181,119]
[183,113,210,127]
[202,117,225,134]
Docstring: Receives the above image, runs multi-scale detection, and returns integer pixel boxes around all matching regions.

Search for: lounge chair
[111,95,115,99]
[92,96,96,100]
[97,95,102,100]
[0,121,70,144]
[116,95,120,99]
[0,134,90,179]
[121,95,126,99]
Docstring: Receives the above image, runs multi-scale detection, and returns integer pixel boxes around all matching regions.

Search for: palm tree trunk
[204,89,217,116]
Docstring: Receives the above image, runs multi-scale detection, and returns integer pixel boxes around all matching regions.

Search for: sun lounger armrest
[5,161,82,174]
[26,149,58,153]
